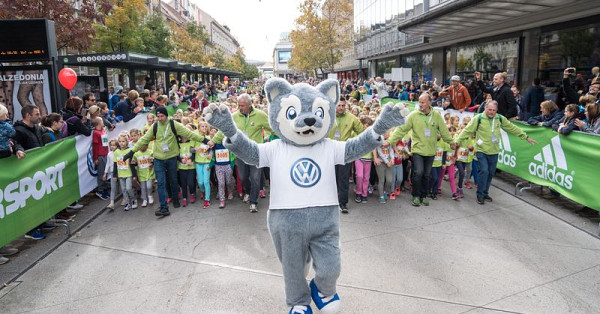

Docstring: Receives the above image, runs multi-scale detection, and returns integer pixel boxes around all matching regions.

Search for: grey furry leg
[308,206,341,296]
[268,209,312,307]
[344,127,382,164]
[223,130,260,167]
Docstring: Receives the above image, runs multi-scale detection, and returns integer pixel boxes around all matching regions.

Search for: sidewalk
[1,179,599,313]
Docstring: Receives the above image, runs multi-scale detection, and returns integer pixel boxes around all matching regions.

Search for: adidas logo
[498,129,516,167]
[528,135,574,189]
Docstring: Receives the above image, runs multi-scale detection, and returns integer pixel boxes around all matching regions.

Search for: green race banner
[381,97,600,211]
[0,114,148,248]
[0,138,80,247]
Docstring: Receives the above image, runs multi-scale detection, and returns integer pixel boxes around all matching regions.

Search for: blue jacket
[527,109,564,127]
[522,85,544,117]
[114,99,137,122]
[0,119,16,151]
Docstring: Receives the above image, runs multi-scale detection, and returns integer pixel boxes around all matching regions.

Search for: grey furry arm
[223,130,260,167]
[344,128,382,164]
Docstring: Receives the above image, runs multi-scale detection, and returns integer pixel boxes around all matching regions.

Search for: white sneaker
[243,194,250,203]
[67,202,84,210]
[131,200,138,209]
[0,256,8,265]
[148,195,154,204]
[249,203,258,213]
[141,200,148,207]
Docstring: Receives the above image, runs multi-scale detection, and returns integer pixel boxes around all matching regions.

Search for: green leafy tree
[170,22,209,64]
[0,0,111,51]
[139,12,172,57]
[94,0,146,52]
[211,48,226,69]
[289,0,352,76]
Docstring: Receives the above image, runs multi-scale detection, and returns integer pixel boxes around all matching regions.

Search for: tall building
[273,32,293,78]
[352,0,600,91]
[196,10,240,57]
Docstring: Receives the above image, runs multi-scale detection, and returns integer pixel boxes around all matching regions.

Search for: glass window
[401,52,433,83]
[376,58,397,77]
[455,38,519,84]
[539,23,600,87]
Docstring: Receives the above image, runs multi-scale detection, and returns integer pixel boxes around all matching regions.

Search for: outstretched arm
[203,103,260,166]
[223,131,260,166]
[344,102,409,163]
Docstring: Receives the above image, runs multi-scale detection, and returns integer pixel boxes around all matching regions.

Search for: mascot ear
[316,79,340,104]
[265,78,293,103]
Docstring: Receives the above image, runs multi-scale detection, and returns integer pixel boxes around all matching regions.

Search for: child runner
[104,139,119,211]
[193,121,213,208]
[92,117,110,200]
[354,117,374,203]
[132,144,155,207]
[113,134,137,211]
[178,126,196,207]
[374,131,395,204]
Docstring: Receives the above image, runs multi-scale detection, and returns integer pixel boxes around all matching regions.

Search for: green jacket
[455,113,527,155]
[133,119,204,160]
[212,107,272,144]
[389,108,453,156]
[327,111,364,142]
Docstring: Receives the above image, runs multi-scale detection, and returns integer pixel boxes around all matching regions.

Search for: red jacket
[440,84,471,110]
[92,129,108,161]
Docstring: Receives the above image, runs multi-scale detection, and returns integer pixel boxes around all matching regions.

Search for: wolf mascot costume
[204,78,408,313]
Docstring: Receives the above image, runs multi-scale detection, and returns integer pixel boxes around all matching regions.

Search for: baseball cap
[451,75,461,81]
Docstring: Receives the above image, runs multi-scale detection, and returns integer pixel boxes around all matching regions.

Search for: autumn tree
[289,0,352,76]
[94,0,147,52]
[139,12,172,58]
[170,22,209,64]
[0,0,112,52]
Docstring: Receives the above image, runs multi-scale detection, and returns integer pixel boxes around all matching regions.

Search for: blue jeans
[236,159,261,204]
[154,157,179,209]
[411,154,434,199]
[476,152,498,199]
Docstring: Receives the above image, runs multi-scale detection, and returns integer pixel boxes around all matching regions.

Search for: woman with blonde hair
[527,100,563,127]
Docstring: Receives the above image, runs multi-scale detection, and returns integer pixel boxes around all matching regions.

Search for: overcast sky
[195,0,304,62]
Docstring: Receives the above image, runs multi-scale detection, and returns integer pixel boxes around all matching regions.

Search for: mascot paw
[202,103,237,137]
[373,102,407,135]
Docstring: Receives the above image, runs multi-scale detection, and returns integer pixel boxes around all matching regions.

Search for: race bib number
[434,148,443,162]
[101,134,109,147]
[117,157,129,170]
[181,153,192,164]
[198,144,210,156]
[215,149,230,163]
[138,156,152,169]
[457,147,469,162]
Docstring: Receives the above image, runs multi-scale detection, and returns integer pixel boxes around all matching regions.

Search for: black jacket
[63,110,92,136]
[13,120,44,152]
[527,109,564,127]
[476,81,518,119]
[552,116,577,135]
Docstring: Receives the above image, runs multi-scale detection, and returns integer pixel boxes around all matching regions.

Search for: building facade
[196,10,240,57]
[352,0,600,92]
[273,33,293,78]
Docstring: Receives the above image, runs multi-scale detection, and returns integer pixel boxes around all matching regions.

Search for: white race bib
[215,149,230,163]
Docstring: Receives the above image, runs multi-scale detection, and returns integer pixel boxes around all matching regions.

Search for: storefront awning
[60,52,240,77]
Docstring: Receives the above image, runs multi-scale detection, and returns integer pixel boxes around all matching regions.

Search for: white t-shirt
[258,139,346,209]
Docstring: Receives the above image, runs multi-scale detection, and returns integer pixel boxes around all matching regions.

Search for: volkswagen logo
[290,158,321,188]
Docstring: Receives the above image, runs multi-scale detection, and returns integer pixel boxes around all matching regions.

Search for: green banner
[380,97,600,211]
[0,138,80,247]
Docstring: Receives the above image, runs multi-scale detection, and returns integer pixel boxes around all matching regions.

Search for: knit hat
[451,75,461,81]
[156,106,168,117]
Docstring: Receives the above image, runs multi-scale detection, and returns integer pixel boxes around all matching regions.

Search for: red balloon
[58,68,77,90]
[223,76,229,81]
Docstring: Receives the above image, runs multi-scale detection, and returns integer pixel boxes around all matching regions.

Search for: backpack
[61,115,81,138]
[152,119,180,148]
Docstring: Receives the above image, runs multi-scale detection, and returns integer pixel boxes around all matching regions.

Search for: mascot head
[264,78,339,146]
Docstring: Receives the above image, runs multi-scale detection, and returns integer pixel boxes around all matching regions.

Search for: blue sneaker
[289,305,312,314]
[310,279,340,313]
[25,229,45,240]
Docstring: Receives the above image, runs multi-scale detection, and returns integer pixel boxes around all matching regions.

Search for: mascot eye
[314,108,324,118]
[286,107,297,120]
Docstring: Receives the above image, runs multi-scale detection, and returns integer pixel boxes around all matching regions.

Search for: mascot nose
[304,117,316,126]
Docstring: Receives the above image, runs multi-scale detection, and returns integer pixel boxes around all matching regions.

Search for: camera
[566,67,576,75]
